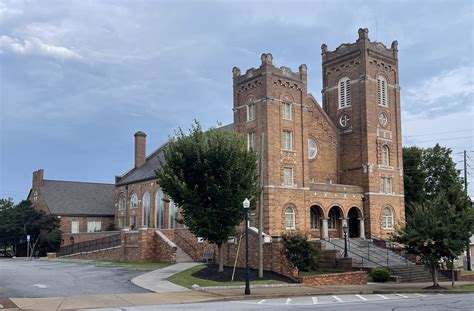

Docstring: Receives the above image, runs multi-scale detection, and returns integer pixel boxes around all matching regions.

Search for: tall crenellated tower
[321,28,404,238]
[232,53,310,232]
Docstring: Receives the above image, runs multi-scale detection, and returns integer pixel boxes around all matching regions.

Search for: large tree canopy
[403,144,466,208]
[0,199,60,257]
[399,144,473,287]
[394,193,473,288]
[156,122,259,272]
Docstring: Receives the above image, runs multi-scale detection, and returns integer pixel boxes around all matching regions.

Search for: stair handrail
[322,238,387,268]
[370,235,416,265]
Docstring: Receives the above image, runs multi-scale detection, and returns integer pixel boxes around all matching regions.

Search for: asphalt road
[0,258,149,297]
[90,293,474,310]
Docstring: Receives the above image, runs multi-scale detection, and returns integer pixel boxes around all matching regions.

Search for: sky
[0,0,473,202]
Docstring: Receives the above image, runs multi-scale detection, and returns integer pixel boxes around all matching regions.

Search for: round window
[308,138,318,159]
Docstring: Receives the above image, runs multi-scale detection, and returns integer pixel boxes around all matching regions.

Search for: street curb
[196,283,303,290]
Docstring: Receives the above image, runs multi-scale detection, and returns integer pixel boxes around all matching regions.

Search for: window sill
[337,106,352,110]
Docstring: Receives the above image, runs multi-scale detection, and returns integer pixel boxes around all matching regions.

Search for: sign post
[26,235,31,258]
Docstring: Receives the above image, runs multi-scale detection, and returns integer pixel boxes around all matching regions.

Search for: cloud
[0,35,82,60]
[403,65,474,116]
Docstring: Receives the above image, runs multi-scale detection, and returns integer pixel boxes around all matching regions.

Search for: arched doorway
[348,207,361,238]
[328,206,343,238]
[310,205,323,239]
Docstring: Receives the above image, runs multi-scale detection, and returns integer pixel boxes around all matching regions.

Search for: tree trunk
[451,258,455,288]
[218,243,224,272]
[431,263,439,287]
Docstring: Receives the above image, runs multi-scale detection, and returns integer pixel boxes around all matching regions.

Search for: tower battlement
[321,28,398,64]
[232,53,307,88]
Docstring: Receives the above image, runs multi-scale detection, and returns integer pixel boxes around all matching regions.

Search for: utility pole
[464,150,471,270]
[258,133,265,279]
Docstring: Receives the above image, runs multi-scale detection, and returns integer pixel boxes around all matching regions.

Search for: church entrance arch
[348,207,361,238]
[328,206,343,238]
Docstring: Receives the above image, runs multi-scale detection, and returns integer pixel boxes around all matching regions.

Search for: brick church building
[113,28,404,242]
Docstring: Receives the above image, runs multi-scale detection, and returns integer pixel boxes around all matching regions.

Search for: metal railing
[323,238,411,268]
[59,233,121,256]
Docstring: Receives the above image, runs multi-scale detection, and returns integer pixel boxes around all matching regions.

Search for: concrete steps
[321,238,413,268]
[175,246,194,263]
[389,265,451,283]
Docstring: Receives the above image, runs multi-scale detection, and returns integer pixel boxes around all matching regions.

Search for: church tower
[321,28,405,238]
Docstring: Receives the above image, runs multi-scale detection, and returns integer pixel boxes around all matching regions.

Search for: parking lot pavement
[0,258,150,298]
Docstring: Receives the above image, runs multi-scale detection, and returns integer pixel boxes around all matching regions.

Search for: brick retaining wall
[299,271,368,286]
[62,231,121,246]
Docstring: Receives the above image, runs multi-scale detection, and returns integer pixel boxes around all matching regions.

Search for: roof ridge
[44,179,114,186]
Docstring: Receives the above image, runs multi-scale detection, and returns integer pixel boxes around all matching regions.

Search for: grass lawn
[52,258,171,270]
[462,270,474,275]
[168,264,288,288]
[450,284,474,292]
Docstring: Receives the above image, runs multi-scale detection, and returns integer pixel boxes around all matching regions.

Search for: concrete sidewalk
[4,281,474,310]
[131,262,200,292]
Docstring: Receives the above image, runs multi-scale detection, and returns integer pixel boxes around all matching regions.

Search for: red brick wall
[61,231,121,246]
[300,271,367,286]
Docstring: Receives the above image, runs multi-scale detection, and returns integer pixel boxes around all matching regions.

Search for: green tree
[156,122,259,272]
[394,193,474,288]
[403,144,466,209]
[0,199,60,257]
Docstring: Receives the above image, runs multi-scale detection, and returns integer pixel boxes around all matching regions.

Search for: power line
[404,129,474,138]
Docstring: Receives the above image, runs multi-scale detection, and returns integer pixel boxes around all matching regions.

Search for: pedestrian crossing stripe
[356,294,368,301]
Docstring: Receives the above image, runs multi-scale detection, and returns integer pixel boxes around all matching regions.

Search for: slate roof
[116,123,234,186]
[40,180,115,216]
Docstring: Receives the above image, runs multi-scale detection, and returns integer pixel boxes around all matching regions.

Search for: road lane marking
[333,296,343,302]
[356,294,368,301]
[414,293,427,297]
[285,298,292,304]
[396,294,409,298]
[312,297,318,304]
[257,300,266,304]
[376,294,390,300]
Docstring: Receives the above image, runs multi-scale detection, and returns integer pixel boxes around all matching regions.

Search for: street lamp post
[343,223,349,258]
[243,198,251,295]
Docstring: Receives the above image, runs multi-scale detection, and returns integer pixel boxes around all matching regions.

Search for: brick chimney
[134,131,147,168]
[32,169,44,187]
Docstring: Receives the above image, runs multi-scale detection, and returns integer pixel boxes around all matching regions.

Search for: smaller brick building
[28,169,115,235]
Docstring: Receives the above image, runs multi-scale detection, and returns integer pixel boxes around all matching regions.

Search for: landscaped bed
[168,264,295,288]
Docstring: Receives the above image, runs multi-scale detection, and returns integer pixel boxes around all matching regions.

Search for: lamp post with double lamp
[343,223,349,258]
[243,198,251,295]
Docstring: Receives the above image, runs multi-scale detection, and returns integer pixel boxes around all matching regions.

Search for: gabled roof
[116,123,234,186]
[40,180,115,216]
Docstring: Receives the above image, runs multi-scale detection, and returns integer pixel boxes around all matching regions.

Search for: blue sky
[0,0,473,202]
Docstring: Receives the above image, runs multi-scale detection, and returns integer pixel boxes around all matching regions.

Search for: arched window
[155,189,164,229]
[382,207,394,229]
[382,145,390,166]
[119,193,126,210]
[308,138,318,160]
[338,77,351,108]
[130,192,138,209]
[33,191,38,202]
[328,209,337,229]
[142,192,150,227]
[377,75,388,106]
[284,206,295,230]
[169,199,177,229]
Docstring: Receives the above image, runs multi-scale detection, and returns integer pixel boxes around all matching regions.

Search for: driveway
[0,258,149,298]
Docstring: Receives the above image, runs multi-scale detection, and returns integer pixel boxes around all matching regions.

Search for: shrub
[282,232,316,271]
[371,267,390,282]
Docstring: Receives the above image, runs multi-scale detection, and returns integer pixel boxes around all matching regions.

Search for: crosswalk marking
[285,298,292,304]
[312,296,318,304]
[356,294,368,301]
[376,294,390,300]
[257,300,266,304]
[415,293,427,297]
[396,294,409,298]
[333,295,343,302]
